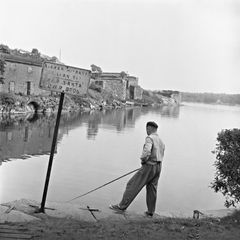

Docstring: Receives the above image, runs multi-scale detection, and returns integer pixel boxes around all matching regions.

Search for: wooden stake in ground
[40,92,65,213]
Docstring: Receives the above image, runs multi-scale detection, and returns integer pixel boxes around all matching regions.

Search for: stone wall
[126,76,142,100]
[127,76,138,87]
[103,79,127,100]
[95,73,142,101]
[126,85,143,100]
[134,85,143,100]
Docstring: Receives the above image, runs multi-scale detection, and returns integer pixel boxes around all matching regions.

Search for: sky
[0,0,240,94]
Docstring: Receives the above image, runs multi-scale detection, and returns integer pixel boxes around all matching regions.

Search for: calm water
[1,103,240,215]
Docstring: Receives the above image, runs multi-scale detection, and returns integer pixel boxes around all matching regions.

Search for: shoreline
[0,198,236,223]
[0,199,239,240]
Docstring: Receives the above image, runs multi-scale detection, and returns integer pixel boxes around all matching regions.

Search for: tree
[0,92,17,114]
[120,71,127,79]
[31,48,41,57]
[0,44,10,54]
[90,64,102,79]
[211,129,240,207]
[0,56,5,84]
[91,64,102,73]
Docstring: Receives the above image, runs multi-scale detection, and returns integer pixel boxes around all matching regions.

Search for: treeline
[182,92,240,105]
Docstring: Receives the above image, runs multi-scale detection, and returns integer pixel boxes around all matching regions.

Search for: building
[94,72,128,100]
[94,72,142,101]
[0,45,143,102]
[0,52,49,96]
[126,75,142,100]
[0,45,61,96]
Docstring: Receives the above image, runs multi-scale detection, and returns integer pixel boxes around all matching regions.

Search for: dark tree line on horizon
[181,92,240,105]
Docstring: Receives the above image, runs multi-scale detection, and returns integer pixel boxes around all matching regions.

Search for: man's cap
[146,121,158,128]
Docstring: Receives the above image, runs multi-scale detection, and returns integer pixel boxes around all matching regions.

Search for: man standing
[109,121,165,217]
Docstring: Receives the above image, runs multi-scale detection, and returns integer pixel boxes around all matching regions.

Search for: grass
[6,210,240,240]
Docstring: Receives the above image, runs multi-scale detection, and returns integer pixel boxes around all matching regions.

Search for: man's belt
[146,161,161,165]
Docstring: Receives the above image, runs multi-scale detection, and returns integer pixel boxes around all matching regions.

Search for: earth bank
[1,210,240,240]
[0,199,239,240]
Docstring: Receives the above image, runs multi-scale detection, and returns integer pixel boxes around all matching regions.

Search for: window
[27,66,33,73]
[26,81,31,95]
[9,81,15,93]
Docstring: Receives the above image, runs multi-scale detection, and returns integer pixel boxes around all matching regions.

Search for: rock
[0,204,40,223]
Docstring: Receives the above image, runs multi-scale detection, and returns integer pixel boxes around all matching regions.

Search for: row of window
[44,63,89,76]
[5,81,32,95]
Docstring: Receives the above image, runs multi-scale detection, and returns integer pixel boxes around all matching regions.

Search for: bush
[143,89,150,97]
[0,93,16,106]
[211,129,240,207]
[0,56,6,84]
[89,82,102,93]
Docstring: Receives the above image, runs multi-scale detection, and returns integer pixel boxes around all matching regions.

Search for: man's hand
[140,136,153,161]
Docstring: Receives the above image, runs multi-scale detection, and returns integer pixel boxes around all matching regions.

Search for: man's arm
[140,137,153,164]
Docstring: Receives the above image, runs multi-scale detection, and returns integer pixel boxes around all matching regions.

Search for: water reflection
[0,106,180,162]
[0,113,60,163]
[141,105,180,118]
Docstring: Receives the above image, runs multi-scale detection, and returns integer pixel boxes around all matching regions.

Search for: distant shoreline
[181,101,240,107]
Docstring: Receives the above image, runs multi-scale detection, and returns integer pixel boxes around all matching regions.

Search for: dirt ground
[1,212,240,240]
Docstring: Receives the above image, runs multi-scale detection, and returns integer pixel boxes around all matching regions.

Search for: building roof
[127,75,138,80]
[101,72,122,77]
[0,53,43,67]
[99,73,138,82]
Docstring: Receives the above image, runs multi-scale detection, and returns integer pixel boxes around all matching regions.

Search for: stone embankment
[0,91,125,115]
[0,88,179,115]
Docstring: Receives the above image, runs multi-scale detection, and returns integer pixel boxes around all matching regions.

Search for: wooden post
[39,92,65,213]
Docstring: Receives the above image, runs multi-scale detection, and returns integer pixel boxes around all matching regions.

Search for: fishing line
[66,167,141,202]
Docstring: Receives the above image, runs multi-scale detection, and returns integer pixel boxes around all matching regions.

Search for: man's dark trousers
[118,162,162,214]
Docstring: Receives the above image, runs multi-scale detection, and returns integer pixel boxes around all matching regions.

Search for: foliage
[120,71,128,79]
[211,129,240,207]
[91,64,102,73]
[0,56,6,84]
[141,90,155,104]
[89,82,102,93]
[182,92,240,105]
[154,90,179,98]
[143,89,151,97]
[0,44,10,54]
[221,209,240,224]
[31,48,40,57]
[143,90,172,104]
[0,93,16,106]
[90,64,102,79]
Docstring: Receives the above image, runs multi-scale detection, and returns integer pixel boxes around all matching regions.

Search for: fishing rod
[66,167,141,202]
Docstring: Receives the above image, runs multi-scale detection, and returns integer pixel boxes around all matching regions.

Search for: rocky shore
[0,92,126,115]
[0,87,178,116]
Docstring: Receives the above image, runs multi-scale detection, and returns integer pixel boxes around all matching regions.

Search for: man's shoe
[109,204,125,212]
[144,211,153,218]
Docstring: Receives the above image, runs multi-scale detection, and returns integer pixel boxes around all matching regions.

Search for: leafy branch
[211,129,240,208]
